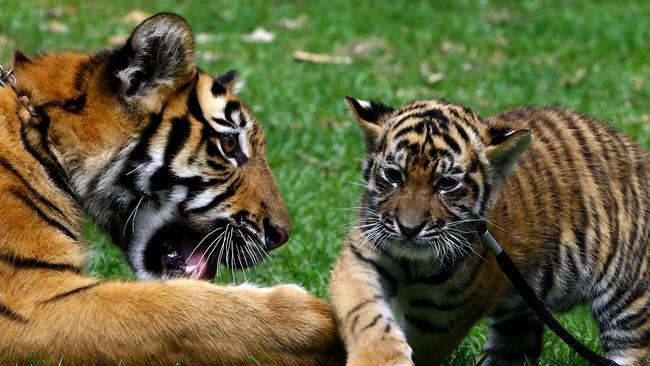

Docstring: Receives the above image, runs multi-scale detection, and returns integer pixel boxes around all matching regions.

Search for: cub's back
[489,106,650,305]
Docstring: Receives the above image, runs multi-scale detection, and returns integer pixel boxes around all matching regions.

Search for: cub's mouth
[143,222,270,279]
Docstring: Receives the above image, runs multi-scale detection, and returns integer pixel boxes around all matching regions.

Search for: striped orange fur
[0,13,342,365]
[331,97,649,366]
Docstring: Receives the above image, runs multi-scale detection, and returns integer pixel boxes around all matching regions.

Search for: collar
[0,64,39,117]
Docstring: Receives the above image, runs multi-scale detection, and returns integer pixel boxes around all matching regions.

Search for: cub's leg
[330,244,413,366]
[405,322,475,366]
[481,308,544,366]
[593,286,650,366]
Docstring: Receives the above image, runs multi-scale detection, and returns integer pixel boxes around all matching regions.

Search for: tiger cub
[330,97,650,366]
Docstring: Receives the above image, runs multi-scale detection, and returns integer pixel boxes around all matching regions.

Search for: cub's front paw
[347,339,413,366]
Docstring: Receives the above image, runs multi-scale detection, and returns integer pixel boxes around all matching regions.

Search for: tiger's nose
[263,217,290,250]
[397,218,426,238]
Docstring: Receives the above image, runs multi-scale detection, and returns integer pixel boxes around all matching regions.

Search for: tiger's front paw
[347,339,413,366]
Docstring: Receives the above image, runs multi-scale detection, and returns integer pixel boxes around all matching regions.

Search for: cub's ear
[485,128,532,179]
[112,13,196,111]
[344,96,394,151]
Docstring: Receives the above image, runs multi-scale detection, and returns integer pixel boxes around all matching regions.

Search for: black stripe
[0,253,80,273]
[449,107,481,139]
[119,112,165,193]
[478,165,492,215]
[600,279,648,321]
[165,117,192,162]
[539,237,557,301]
[488,127,514,145]
[211,117,235,128]
[344,295,383,322]
[0,157,69,218]
[613,309,649,331]
[188,83,211,125]
[211,79,227,96]
[360,314,383,332]
[350,314,361,333]
[596,150,647,314]
[41,282,101,304]
[0,304,27,323]
[451,119,470,143]
[19,113,74,197]
[393,108,450,131]
[224,101,244,127]
[207,160,228,171]
[349,245,398,290]
[61,93,87,113]
[148,117,192,191]
[410,266,455,285]
[129,112,165,163]
[593,133,620,285]
[397,102,430,114]
[601,328,650,350]
[393,120,427,140]
[9,188,78,241]
[442,133,461,153]
[185,181,238,214]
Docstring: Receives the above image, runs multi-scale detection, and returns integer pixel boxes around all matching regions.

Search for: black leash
[479,228,619,366]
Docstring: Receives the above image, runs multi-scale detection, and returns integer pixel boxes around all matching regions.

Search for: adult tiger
[330,97,650,365]
[0,13,342,365]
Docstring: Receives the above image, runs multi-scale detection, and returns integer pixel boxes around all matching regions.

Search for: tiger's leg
[405,322,475,366]
[480,308,544,366]
[330,244,413,366]
[593,285,650,365]
[1,274,343,366]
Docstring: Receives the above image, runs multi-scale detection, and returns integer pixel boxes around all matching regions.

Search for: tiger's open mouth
[144,222,267,279]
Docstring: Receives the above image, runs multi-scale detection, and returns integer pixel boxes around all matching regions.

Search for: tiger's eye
[437,177,460,191]
[220,134,238,155]
[383,168,403,185]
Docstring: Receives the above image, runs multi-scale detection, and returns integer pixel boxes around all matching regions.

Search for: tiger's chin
[387,237,471,266]
[144,223,267,280]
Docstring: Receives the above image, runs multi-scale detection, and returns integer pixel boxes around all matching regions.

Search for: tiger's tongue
[182,249,208,279]
[175,238,211,279]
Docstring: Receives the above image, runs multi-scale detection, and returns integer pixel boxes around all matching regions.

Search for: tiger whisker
[122,195,145,238]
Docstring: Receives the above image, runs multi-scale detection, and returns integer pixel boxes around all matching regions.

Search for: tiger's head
[12,13,290,279]
[345,97,531,265]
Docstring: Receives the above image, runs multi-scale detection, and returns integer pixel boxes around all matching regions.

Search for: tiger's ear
[112,13,196,111]
[344,96,394,151]
[486,128,533,179]
[214,69,243,94]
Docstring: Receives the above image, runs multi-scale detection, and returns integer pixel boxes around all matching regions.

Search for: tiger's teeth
[184,265,197,275]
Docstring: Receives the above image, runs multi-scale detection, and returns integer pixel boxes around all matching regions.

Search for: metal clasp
[0,65,17,87]
[0,64,39,117]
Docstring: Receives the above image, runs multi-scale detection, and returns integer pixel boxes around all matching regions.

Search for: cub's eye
[220,134,239,155]
[383,168,403,185]
[437,177,460,192]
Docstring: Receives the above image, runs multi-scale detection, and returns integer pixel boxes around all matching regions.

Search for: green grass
[2,0,649,364]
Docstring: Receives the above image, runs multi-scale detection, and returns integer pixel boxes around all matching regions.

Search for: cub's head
[345,97,531,264]
[13,13,290,279]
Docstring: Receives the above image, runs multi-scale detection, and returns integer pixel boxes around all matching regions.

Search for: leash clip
[0,64,39,117]
[0,65,17,87]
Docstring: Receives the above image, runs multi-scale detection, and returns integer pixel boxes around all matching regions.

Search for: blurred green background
[2,0,648,364]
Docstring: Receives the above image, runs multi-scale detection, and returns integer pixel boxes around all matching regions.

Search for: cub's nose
[263,217,290,250]
[397,218,426,238]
